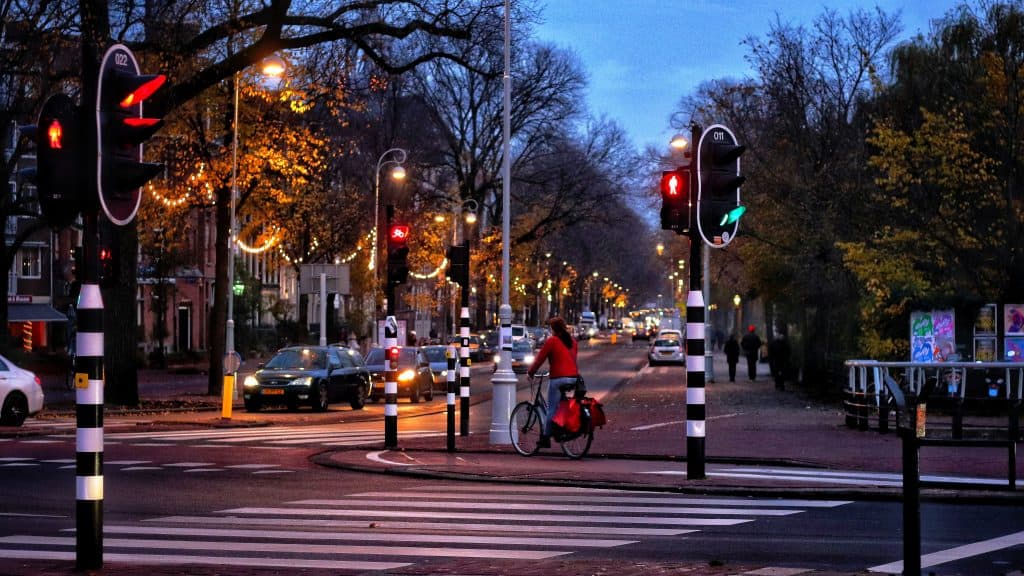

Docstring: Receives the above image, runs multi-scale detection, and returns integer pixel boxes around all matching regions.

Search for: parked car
[0,353,44,427]
[494,338,536,374]
[648,337,685,366]
[365,346,433,403]
[418,345,458,395]
[242,346,370,412]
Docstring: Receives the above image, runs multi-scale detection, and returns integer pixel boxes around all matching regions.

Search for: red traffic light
[45,120,63,149]
[389,225,410,243]
[118,75,166,108]
[387,347,401,361]
[660,170,687,198]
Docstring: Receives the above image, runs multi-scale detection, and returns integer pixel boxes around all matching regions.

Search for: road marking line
[218,506,752,526]
[0,535,572,560]
[0,548,408,571]
[294,498,802,516]
[149,515,694,536]
[94,525,637,548]
[353,491,851,508]
[869,529,1024,573]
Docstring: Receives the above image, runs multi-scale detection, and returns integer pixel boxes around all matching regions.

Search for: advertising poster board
[1005,304,1024,336]
[910,309,955,362]
[1005,337,1024,362]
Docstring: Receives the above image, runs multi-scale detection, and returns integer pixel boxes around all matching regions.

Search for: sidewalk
[317,348,1024,500]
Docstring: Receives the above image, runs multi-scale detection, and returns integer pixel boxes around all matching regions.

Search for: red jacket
[528,334,578,378]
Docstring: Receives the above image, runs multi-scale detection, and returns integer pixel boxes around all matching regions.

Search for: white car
[0,354,44,426]
[648,337,685,366]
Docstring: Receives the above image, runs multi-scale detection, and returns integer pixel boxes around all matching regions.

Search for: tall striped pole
[446,345,456,451]
[76,224,104,569]
[686,123,707,479]
[384,315,398,449]
[459,304,471,435]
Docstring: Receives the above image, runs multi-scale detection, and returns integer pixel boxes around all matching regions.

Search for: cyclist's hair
[549,316,573,348]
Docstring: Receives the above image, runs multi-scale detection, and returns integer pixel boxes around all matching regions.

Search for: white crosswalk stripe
[638,465,1021,489]
[96,424,443,448]
[0,485,851,572]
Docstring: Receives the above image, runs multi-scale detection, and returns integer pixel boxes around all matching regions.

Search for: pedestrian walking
[768,332,791,391]
[724,334,740,382]
[740,325,761,381]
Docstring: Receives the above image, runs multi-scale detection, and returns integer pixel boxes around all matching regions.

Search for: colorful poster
[975,304,997,335]
[1006,337,1024,362]
[975,337,997,362]
[911,312,933,337]
[932,310,955,361]
[1005,305,1024,335]
[912,335,934,362]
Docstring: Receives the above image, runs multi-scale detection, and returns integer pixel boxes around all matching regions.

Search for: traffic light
[99,247,115,288]
[386,223,410,286]
[446,242,469,288]
[19,93,83,228]
[697,124,745,247]
[97,44,166,226]
[659,168,689,234]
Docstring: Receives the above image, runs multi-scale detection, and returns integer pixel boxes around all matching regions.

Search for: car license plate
[262,388,285,395]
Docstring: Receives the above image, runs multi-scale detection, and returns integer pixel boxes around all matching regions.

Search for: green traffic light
[719,206,747,226]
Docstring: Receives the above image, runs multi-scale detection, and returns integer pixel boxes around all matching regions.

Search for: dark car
[242,346,370,412]
[365,347,433,403]
[418,345,459,395]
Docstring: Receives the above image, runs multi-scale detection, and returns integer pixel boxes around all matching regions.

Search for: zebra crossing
[0,484,852,572]
[41,424,446,449]
[0,455,295,475]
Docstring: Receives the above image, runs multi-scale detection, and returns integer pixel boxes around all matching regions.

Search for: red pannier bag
[582,397,606,429]
[551,398,581,432]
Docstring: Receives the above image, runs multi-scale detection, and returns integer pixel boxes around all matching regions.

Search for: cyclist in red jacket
[527,316,579,447]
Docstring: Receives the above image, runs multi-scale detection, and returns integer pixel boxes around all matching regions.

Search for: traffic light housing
[19,93,83,228]
[446,242,469,288]
[697,124,745,247]
[386,222,410,286]
[97,44,166,226]
[659,168,689,234]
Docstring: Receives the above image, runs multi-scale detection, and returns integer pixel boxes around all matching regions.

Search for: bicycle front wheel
[510,401,545,456]
[560,429,593,459]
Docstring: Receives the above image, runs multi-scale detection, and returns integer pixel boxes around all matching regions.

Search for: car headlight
[493,354,501,363]
[289,376,313,387]
[524,354,535,364]
[243,376,260,388]
[440,370,448,378]
[398,369,416,382]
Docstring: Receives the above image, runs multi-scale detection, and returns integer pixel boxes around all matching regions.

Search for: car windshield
[422,347,448,362]
[265,348,326,370]
[513,340,533,352]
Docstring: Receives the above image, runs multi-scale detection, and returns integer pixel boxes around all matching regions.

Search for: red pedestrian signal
[387,222,410,286]
[19,93,83,228]
[389,225,410,244]
[659,168,690,234]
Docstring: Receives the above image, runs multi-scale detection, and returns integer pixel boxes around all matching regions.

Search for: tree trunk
[207,185,230,395]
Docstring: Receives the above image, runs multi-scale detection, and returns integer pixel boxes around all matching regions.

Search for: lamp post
[372,148,407,345]
[490,0,515,444]
[226,56,284,398]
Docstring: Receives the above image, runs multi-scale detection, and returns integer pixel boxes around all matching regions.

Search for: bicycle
[509,371,593,459]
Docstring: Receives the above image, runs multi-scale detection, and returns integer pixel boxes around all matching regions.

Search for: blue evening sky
[536,1,965,151]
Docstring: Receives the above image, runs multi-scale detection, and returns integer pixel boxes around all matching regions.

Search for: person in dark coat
[740,325,761,381]
[723,334,740,382]
[768,333,791,391]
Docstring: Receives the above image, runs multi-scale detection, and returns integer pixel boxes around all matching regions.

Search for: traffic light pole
[384,207,398,449]
[686,124,707,480]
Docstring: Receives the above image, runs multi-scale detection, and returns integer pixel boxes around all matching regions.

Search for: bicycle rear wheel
[510,401,544,456]
[560,429,593,459]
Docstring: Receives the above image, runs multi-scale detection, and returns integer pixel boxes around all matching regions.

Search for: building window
[18,246,42,278]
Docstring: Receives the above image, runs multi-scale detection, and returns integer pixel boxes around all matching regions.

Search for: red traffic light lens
[660,172,684,197]
[45,120,63,149]
[389,225,409,242]
[387,347,400,361]
[119,75,166,108]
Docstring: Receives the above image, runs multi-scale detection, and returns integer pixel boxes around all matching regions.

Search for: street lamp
[227,55,285,388]
[371,148,407,345]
